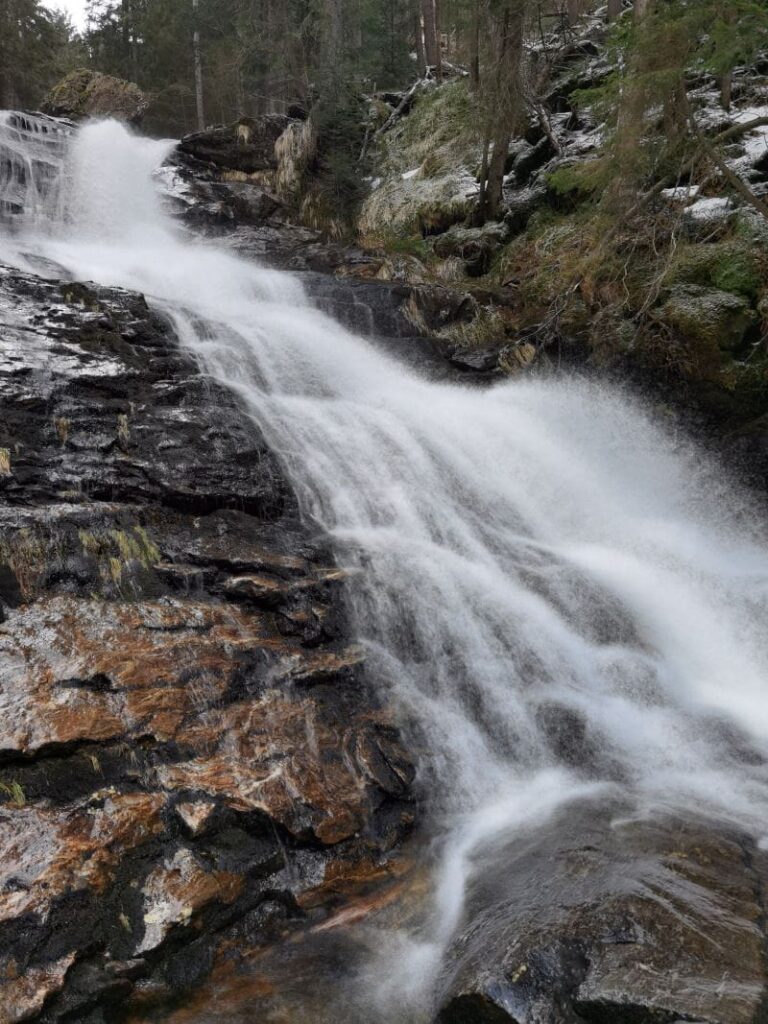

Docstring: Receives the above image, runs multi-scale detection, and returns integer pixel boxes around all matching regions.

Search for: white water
[3,117,768,1017]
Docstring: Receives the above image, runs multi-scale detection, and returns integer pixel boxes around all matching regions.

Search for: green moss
[374,232,432,260]
[659,285,757,378]
[109,527,162,569]
[548,159,609,197]
[666,241,763,300]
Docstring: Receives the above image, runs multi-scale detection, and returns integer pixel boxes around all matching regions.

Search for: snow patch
[661,185,701,201]
[685,197,734,222]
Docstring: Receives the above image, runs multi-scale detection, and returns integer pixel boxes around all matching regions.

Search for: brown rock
[0,793,166,926]
[155,689,402,845]
[179,116,291,175]
[1,955,76,1024]
[137,848,244,955]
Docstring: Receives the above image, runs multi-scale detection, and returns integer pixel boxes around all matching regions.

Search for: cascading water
[0,112,69,226]
[2,116,768,1020]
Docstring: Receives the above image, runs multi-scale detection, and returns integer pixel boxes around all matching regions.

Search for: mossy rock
[433,223,510,276]
[659,284,757,355]
[358,170,478,240]
[360,79,482,242]
[665,242,763,300]
[43,69,149,124]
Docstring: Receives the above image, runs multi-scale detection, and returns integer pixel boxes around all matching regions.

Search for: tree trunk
[720,70,733,111]
[633,0,652,21]
[192,0,205,130]
[325,0,344,75]
[433,0,442,79]
[421,0,439,72]
[477,0,526,223]
[567,0,581,25]
[470,0,481,91]
[415,10,427,76]
[719,8,736,111]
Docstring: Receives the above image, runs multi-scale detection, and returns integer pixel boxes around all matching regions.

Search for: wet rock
[405,284,477,335]
[157,157,287,232]
[438,993,519,1023]
[2,955,76,1024]
[136,848,244,955]
[435,806,768,1024]
[0,260,416,1020]
[42,69,148,124]
[448,347,500,373]
[175,800,218,837]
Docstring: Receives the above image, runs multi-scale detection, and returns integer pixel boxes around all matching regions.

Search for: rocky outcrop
[42,70,149,124]
[659,284,759,361]
[436,806,768,1024]
[0,263,415,1021]
[179,116,290,175]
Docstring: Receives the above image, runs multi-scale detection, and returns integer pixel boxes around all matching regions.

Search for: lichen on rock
[42,69,149,124]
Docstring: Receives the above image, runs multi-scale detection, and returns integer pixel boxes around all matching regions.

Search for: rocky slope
[0,260,416,1022]
[161,24,768,490]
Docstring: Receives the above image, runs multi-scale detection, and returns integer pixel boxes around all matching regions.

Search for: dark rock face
[436,806,768,1024]
[42,69,149,124]
[178,116,290,174]
[0,262,415,1021]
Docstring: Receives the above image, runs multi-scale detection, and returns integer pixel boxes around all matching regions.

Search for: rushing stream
[2,114,768,1020]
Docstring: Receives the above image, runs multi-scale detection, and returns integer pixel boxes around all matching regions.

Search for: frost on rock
[728,105,768,178]
[359,168,479,239]
[661,185,701,202]
[684,196,735,224]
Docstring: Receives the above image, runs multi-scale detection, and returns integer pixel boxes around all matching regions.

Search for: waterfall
[0,112,70,226]
[2,117,768,1018]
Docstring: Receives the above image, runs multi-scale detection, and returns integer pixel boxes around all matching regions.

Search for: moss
[549,159,609,197]
[117,414,130,446]
[55,417,71,446]
[377,233,432,259]
[665,241,763,300]
[77,526,162,596]
[109,527,162,569]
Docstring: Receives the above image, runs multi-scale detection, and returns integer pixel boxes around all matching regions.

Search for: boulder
[179,115,291,174]
[433,222,510,277]
[436,806,768,1024]
[42,69,149,124]
[405,283,477,334]
[659,284,758,354]
[359,167,480,241]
